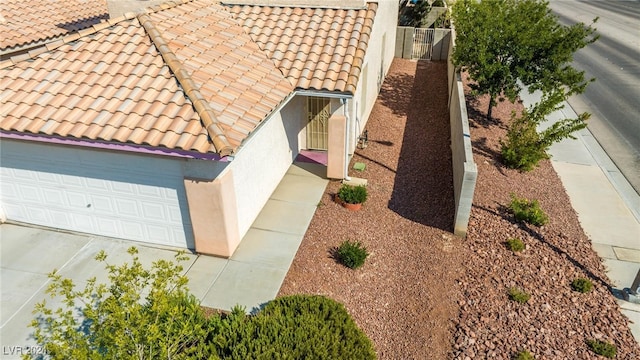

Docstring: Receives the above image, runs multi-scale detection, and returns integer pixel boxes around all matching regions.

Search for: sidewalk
[0,162,328,359]
[520,90,640,342]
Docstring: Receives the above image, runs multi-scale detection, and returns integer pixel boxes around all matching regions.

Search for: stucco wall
[350,0,398,154]
[447,29,477,238]
[226,101,301,238]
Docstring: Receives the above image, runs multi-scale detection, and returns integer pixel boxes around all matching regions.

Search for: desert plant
[508,194,549,226]
[29,248,377,360]
[506,238,525,252]
[571,278,594,293]
[214,295,376,359]
[500,90,590,171]
[514,350,535,360]
[500,111,549,171]
[336,240,369,269]
[27,247,213,360]
[338,184,368,205]
[508,287,531,304]
[586,339,617,358]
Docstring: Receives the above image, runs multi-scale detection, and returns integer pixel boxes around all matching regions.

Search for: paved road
[547,0,640,193]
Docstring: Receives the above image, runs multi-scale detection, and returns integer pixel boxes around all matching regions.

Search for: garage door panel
[137,184,162,197]
[36,172,60,184]
[26,207,49,224]
[114,198,140,217]
[17,184,41,202]
[120,221,145,240]
[91,195,116,214]
[110,181,136,195]
[61,175,84,187]
[85,178,109,191]
[0,182,19,201]
[42,188,65,205]
[141,202,165,221]
[71,213,95,233]
[0,140,193,249]
[168,206,183,223]
[11,168,37,181]
[67,191,89,208]
[96,218,119,237]
[147,224,172,242]
[49,210,72,227]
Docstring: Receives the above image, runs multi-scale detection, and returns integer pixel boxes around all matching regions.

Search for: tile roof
[144,0,294,150]
[227,2,377,94]
[0,0,110,54]
[1,16,214,154]
[1,0,294,156]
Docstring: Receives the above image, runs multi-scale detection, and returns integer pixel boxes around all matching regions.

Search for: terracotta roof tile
[0,16,216,154]
[1,0,110,54]
[143,0,294,151]
[1,0,340,155]
[227,2,377,94]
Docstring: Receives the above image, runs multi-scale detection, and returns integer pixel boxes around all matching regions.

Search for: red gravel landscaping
[278,58,639,359]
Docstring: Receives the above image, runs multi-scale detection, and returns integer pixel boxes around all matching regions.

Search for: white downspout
[341,98,351,181]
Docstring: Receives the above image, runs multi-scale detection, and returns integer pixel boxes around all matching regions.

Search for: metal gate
[306,97,331,150]
[412,28,434,60]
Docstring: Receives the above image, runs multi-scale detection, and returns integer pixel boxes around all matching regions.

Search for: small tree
[402,0,432,28]
[27,247,213,360]
[500,88,589,170]
[451,0,597,120]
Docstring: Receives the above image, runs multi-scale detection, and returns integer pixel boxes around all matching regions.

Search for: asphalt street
[547,0,640,193]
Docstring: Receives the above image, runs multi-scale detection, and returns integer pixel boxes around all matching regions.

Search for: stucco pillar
[183,170,240,257]
[327,114,346,179]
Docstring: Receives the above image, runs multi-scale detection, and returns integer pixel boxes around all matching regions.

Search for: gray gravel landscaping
[278,59,639,359]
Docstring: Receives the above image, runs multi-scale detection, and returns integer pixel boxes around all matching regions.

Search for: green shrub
[508,287,531,304]
[508,194,549,226]
[571,278,594,293]
[506,238,525,252]
[338,184,368,205]
[514,350,535,360]
[500,114,549,172]
[586,339,617,358]
[336,240,370,269]
[28,247,213,360]
[214,295,376,359]
[28,249,377,360]
[500,92,589,172]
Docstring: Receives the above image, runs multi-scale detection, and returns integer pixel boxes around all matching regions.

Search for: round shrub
[215,295,376,360]
[338,184,368,204]
[508,287,531,304]
[514,350,534,360]
[336,240,369,269]
[586,339,616,358]
[508,194,549,226]
[506,238,525,252]
[571,278,593,293]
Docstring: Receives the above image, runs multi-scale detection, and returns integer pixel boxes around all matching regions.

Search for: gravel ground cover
[278,58,639,359]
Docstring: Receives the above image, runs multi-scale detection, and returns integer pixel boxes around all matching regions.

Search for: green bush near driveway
[508,193,549,226]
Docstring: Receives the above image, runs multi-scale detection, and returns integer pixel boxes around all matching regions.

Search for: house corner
[183,170,240,257]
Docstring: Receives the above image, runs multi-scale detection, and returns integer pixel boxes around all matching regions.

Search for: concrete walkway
[0,162,328,358]
[521,91,640,342]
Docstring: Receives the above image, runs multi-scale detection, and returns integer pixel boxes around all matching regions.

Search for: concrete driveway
[0,224,202,358]
[0,162,328,359]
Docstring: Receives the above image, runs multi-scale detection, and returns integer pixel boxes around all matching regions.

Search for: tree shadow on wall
[385,61,455,232]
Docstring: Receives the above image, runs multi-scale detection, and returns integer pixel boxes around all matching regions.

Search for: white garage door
[0,140,194,249]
